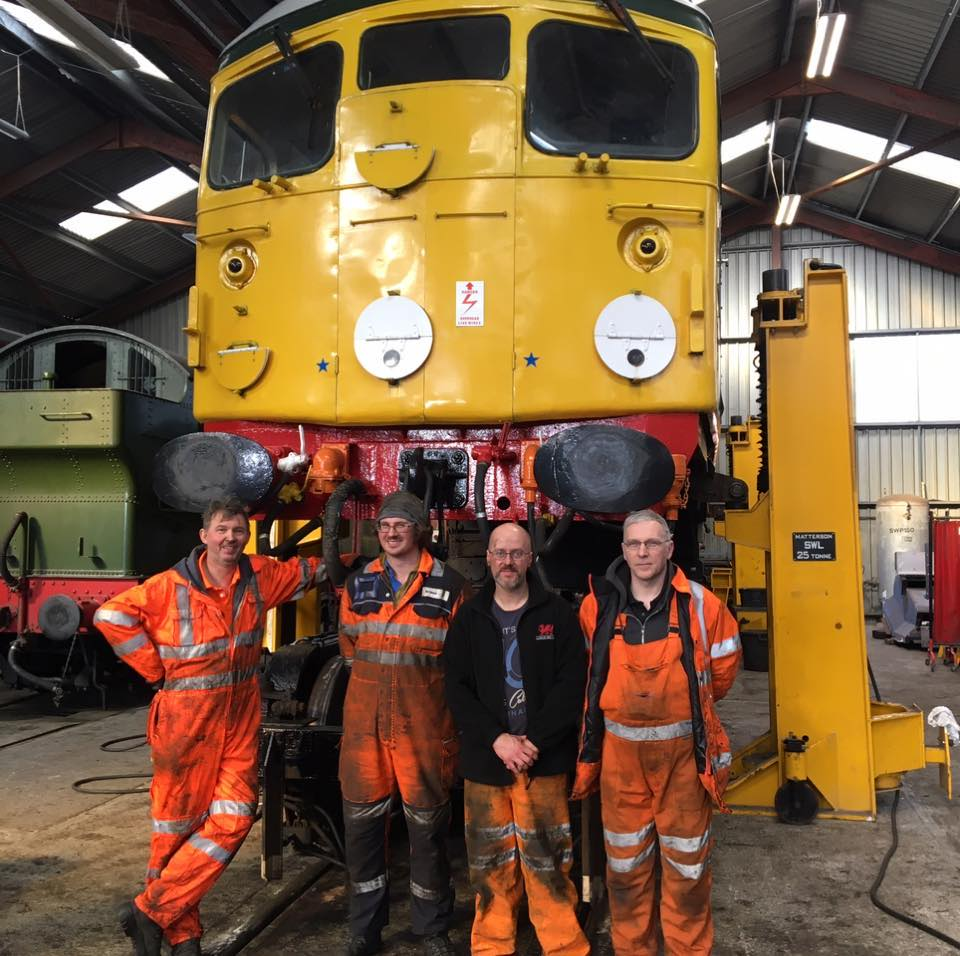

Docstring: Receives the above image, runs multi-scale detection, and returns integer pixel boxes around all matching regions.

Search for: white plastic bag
[928,705,960,746]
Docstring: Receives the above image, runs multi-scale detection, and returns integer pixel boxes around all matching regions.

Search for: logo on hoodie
[536,624,555,640]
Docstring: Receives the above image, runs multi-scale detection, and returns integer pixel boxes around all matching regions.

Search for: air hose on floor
[72,733,151,795]
[869,788,960,950]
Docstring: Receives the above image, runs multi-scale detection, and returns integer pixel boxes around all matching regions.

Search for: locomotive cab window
[525,21,698,159]
[358,15,509,89]
[207,41,342,189]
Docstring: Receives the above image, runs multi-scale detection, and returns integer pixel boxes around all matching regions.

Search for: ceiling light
[807,12,847,79]
[17,0,137,70]
[119,168,197,211]
[774,194,801,227]
[0,117,29,140]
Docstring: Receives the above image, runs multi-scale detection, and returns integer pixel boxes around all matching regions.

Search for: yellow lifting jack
[716,261,952,822]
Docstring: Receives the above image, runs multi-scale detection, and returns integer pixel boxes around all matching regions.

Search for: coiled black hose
[538,509,574,557]
[7,641,62,692]
[1,511,26,589]
[323,479,365,586]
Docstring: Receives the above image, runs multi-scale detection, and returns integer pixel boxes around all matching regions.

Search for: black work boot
[421,933,456,956]
[344,935,381,956]
[171,940,202,956]
[118,900,164,956]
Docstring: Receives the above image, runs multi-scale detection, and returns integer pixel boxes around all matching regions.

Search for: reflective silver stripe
[472,823,516,841]
[153,813,206,834]
[403,804,448,827]
[697,669,712,686]
[354,648,441,668]
[113,631,149,657]
[431,558,445,576]
[660,828,711,853]
[516,823,571,841]
[187,834,232,864]
[471,848,517,870]
[688,581,709,654]
[234,629,262,649]
[145,867,161,880]
[209,800,256,818]
[290,558,313,601]
[164,665,258,692]
[344,797,392,821]
[313,562,327,585]
[711,634,742,659]
[249,572,263,624]
[348,621,447,642]
[410,880,444,901]
[664,856,709,880]
[159,638,230,659]
[607,841,656,873]
[341,624,362,637]
[520,848,572,871]
[604,822,655,848]
[176,584,194,645]
[354,874,387,894]
[94,607,138,627]
[605,717,693,741]
[713,751,732,770]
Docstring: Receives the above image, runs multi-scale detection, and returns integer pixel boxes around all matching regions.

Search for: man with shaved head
[443,523,588,956]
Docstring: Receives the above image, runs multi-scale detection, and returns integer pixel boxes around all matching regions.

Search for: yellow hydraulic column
[721,261,950,821]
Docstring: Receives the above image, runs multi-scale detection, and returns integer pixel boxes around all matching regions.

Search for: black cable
[72,773,151,795]
[100,733,148,752]
[867,659,882,703]
[869,788,960,950]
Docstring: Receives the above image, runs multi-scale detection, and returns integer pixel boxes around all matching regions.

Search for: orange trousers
[601,733,713,955]
[136,683,259,946]
[464,774,589,956]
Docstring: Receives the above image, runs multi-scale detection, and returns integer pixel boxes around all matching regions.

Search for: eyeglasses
[377,520,414,533]
[623,538,671,552]
[488,549,532,562]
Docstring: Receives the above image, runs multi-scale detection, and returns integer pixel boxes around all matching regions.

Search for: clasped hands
[493,732,539,774]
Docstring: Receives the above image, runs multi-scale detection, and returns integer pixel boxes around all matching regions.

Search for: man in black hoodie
[442,523,589,956]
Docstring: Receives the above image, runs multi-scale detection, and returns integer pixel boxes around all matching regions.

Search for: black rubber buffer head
[533,424,676,514]
[153,432,274,513]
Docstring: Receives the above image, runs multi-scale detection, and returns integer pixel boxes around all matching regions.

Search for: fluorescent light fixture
[0,117,29,140]
[721,122,771,164]
[774,193,801,226]
[1,1,167,79]
[807,13,847,79]
[60,167,197,240]
[114,39,170,81]
[807,119,960,189]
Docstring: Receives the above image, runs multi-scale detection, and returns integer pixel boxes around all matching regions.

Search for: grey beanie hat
[377,491,426,527]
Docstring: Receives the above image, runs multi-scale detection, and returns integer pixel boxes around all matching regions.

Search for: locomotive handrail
[607,202,704,220]
[40,412,93,422]
[195,223,271,244]
[1,511,27,591]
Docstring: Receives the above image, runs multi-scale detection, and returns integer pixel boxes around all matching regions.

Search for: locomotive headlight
[621,222,671,272]
[219,241,258,289]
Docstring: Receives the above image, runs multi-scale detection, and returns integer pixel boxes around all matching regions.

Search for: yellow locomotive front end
[158,0,726,590]
[191,0,717,427]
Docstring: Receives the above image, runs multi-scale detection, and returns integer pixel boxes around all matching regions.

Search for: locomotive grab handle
[607,203,704,220]
[40,412,93,421]
[195,223,271,244]
[1,511,27,590]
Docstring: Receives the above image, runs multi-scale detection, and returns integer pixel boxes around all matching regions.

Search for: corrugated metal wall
[117,293,188,362]
[721,226,960,613]
[121,227,960,613]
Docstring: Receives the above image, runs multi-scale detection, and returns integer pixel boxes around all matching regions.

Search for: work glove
[570,760,601,800]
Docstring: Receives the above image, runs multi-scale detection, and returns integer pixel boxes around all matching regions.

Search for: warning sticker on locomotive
[792,532,837,561]
[456,281,484,327]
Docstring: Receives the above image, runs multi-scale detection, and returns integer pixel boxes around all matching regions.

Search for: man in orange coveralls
[571,509,741,955]
[338,491,467,956]
[94,496,326,956]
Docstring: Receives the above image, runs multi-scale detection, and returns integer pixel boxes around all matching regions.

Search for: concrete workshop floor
[1,636,958,956]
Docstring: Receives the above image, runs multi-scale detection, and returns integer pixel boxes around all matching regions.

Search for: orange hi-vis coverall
[572,560,741,956]
[94,546,324,946]
[339,549,466,941]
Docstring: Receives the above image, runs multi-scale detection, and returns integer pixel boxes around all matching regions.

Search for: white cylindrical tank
[875,495,929,602]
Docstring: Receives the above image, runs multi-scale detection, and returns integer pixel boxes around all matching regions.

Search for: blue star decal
[317,358,329,372]
[524,352,539,367]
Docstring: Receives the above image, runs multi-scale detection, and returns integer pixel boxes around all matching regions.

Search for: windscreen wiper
[272,26,320,108]
[599,0,674,88]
